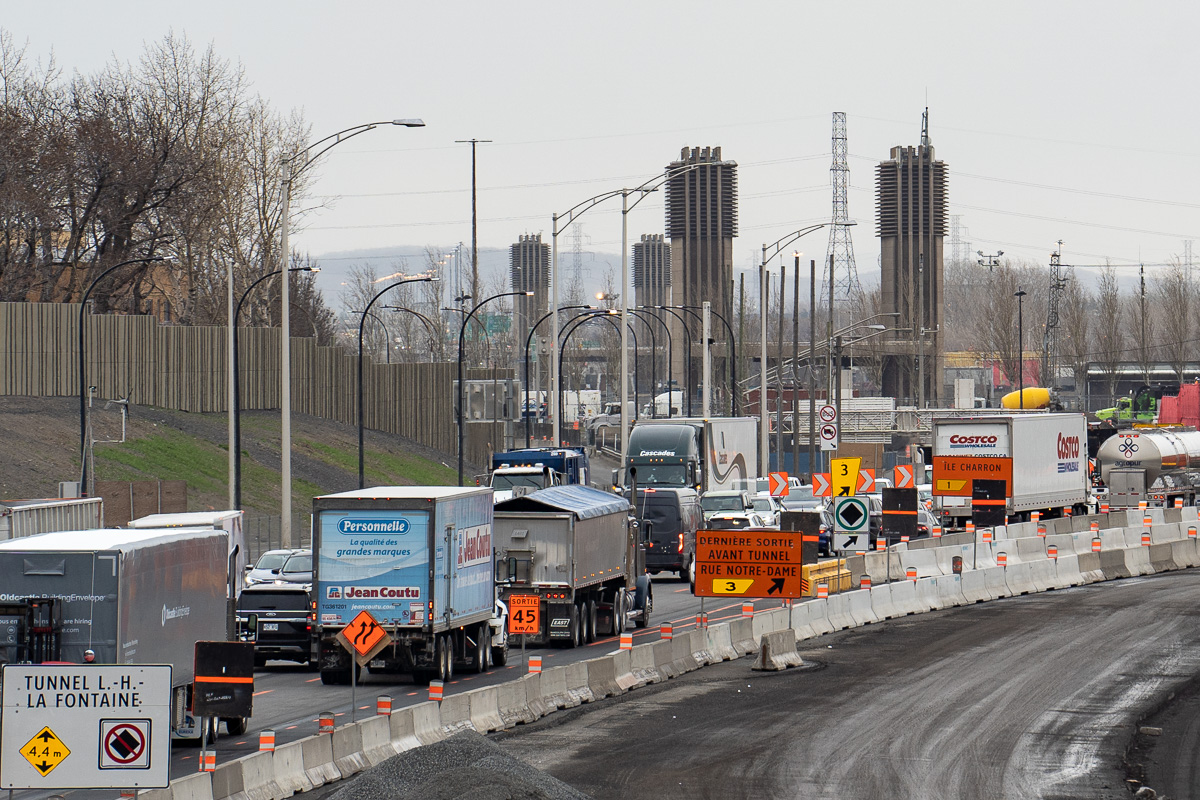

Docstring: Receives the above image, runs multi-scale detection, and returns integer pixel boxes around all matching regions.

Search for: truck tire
[492,633,509,666]
[634,587,652,629]
[569,604,582,648]
[224,717,247,736]
[584,598,598,644]
[437,634,454,683]
[470,624,489,673]
[612,590,625,635]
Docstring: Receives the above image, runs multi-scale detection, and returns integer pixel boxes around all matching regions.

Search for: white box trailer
[932,413,1089,525]
[128,510,247,588]
[0,497,103,540]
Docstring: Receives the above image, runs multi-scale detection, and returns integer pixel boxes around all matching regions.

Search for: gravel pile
[328,731,591,800]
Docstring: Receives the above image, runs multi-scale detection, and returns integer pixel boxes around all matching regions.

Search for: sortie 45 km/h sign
[694,530,805,599]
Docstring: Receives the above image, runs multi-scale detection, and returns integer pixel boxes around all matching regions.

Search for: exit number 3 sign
[694,530,805,599]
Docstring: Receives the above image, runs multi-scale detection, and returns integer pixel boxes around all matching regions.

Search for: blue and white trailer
[312,486,498,685]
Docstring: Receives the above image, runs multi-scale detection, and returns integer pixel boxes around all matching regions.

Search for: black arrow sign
[845,535,859,547]
[767,578,785,595]
[353,619,378,646]
[838,486,851,496]
[37,731,55,742]
[35,761,53,774]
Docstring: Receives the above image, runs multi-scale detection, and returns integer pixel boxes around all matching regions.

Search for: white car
[244,548,307,587]
[707,512,769,530]
[751,493,783,527]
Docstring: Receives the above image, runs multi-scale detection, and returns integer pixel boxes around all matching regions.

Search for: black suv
[236,584,316,668]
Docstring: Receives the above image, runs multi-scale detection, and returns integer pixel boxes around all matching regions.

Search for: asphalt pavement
[497,570,1200,799]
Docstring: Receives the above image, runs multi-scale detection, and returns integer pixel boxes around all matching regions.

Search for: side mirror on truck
[641,521,653,544]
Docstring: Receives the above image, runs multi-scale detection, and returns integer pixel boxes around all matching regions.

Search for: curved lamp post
[358,275,435,489]
[459,291,532,485]
[383,305,441,363]
[279,117,425,544]
[759,224,829,475]
[232,265,315,509]
[557,311,633,436]
[524,305,594,447]
[654,305,694,417]
[630,309,672,418]
[681,304,738,416]
[78,255,168,495]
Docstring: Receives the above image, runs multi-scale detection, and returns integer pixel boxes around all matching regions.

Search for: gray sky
[6,0,1198,282]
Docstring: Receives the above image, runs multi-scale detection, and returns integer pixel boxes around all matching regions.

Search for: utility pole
[776,263,785,463]
[792,255,800,478]
[808,259,816,479]
[455,138,491,308]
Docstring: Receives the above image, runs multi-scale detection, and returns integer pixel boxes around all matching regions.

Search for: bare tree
[1153,261,1192,383]
[1058,271,1091,405]
[976,264,1022,393]
[1094,266,1125,407]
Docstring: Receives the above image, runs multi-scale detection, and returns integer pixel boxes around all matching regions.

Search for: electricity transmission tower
[1042,240,1070,389]
[822,112,862,332]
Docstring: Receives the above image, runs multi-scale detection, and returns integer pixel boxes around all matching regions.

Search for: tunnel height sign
[0,664,171,790]
[694,530,805,598]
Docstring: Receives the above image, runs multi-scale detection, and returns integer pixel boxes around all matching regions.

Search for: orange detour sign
[506,594,541,635]
[894,464,915,489]
[768,472,790,498]
[932,456,1013,497]
[812,473,832,497]
[337,609,392,666]
[694,530,805,599]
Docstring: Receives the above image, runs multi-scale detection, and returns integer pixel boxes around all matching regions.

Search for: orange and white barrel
[376,695,392,716]
[661,623,674,640]
[528,656,543,675]
[816,584,829,599]
[259,729,276,752]
[429,681,445,702]
[619,633,633,650]
[318,711,335,733]
[859,575,872,590]
[997,552,1008,566]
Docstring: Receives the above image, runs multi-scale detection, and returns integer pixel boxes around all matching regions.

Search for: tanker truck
[1097,429,1200,508]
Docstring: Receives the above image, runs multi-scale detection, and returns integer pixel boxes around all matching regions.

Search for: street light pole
[758,224,830,476]
[459,291,531,485]
[232,266,314,510]
[278,117,424,545]
[359,276,434,489]
[631,309,673,418]
[681,305,738,416]
[1015,287,1027,410]
[78,256,166,496]
[524,305,593,448]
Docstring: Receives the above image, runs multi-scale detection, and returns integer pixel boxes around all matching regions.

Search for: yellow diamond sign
[21,727,69,777]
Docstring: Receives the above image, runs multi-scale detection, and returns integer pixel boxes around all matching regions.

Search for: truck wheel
[492,634,509,666]
[585,598,598,644]
[437,634,454,683]
[569,604,582,648]
[471,625,489,673]
[224,717,247,736]
[635,588,652,629]
[612,590,625,635]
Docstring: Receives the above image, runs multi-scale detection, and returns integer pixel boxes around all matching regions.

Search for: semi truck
[1097,429,1200,508]
[0,527,243,738]
[312,486,500,685]
[932,413,1089,526]
[494,485,651,646]
[487,448,589,502]
[617,417,757,495]
[128,509,248,592]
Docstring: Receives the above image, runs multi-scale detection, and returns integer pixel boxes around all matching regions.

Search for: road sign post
[694,530,805,598]
[1,664,172,790]
[337,610,393,723]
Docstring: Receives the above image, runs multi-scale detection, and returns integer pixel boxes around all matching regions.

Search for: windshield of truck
[634,464,687,485]
[702,495,745,513]
[492,473,546,491]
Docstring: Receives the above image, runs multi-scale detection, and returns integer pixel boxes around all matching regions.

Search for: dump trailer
[312,486,498,685]
[494,485,650,647]
[0,527,241,737]
[0,497,103,540]
[932,413,1089,526]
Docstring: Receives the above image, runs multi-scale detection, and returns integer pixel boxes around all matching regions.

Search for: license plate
[261,623,279,631]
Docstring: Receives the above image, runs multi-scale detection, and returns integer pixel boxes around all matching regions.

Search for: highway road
[498,570,1200,800]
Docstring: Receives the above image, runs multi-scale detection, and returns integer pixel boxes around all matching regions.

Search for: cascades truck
[0,527,244,739]
[494,485,650,646]
[616,417,757,494]
[932,413,1089,526]
[312,486,502,685]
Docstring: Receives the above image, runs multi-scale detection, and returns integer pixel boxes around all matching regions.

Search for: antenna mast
[822,112,862,332]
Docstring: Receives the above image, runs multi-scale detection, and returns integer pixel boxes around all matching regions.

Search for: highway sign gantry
[1,664,171,790]
[694,529,806,599]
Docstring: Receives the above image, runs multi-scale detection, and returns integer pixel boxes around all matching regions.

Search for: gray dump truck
[494,485,651,646]
[0,527,243,739]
